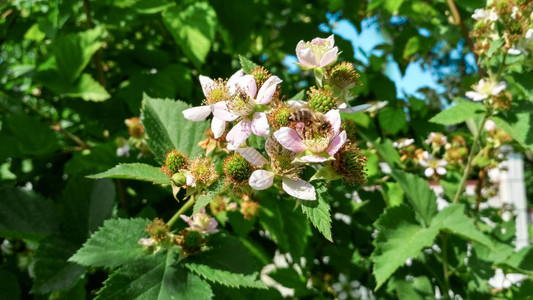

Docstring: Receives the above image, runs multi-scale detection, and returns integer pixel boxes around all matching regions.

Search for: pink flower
[212,74,282,149]
[273,109,347,163]
[296,35,339,69]
[182,70,244,139]
[419,151,447,178]
[236,147,316,200]
[180,208,219,234]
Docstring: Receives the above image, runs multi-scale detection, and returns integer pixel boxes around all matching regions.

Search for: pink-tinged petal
[492,82,506,95]
[249,170,275,190]
[256,75,282,104]
[424,168,435,178]
[227,120,253,149]
[206,218,219,233]
[287,100,308,107]
[327,130,347,156]
[236,147,268,166]
[339,103,371,113]
[251,112,270,137]
[273,127,307,152]
[465,91,487,101]
[325,109,341,134]
[182,105,212,121]
[237,75,257,98]
[300,155,328,163]
[211,117,226,139]
[295,40,305,53]
[186,174,196,187]
[227,69,244,93]
[199,75,215,97]
[138,238,154,247]
[319,46,338,68]
[180,215,193,227]
[436,167,447,175]
[326,35,335,47]
[282,177,316,200]
[299,47,318,68]
[212,101,239,121]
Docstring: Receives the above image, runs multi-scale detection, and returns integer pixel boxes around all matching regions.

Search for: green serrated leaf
[88,163,171,185]
[390,169,437,227]
[0,186,59,240]
[61,73,110,102]
[184,263,266,289]
[430,204,492,248]
[141,95,210,163]
[239,55,259,73]
[162,3,217,67]
[32,236,86,294]
[301,181,333,241]
[378,107,407,135]
[69,218,150,268]
[371,205,439,290]
[429,99,486,125]
[491,100,533,152]
[193,180,224,214]
[96,250,212,300]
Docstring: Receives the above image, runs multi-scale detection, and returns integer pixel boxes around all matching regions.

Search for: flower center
[305,40,331,62]
[301,129,333,153]
[227,89,255,117]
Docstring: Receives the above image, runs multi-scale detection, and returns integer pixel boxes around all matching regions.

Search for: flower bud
[174,229,206,256]
[224,153,253,185]
[164,150,188,175]
[307,86,338,113]
[171,172,186,186]
[332,143,367,185]
[125,117,145,138]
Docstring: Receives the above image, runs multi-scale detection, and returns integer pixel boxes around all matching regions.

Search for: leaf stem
[452,113,489,204]
[167,196,196,228]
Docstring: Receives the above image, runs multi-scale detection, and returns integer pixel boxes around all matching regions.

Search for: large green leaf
[88,163,171,185]
[378,107,407,135]
[429,100,486,125]
[96,250,212,300]
[141,95,210,162]
[184,263,265,289]
[32,236,86,294]
[301,181,333,241]
[0,187,59,240]
[70,218,150,268]
[492,100,533,152]
[259,193,311,258]
[390,169,437,226]
[162,3,217,67]
[60,73,110,102]
[53,27,104,83]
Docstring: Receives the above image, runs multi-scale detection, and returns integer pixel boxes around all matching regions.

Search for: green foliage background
[1,0,533,299]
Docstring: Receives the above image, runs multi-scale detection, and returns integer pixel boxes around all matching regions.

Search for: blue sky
[283,13,476,100]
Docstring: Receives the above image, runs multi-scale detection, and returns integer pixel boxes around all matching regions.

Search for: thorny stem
[57,127,91,150]
[452,113,489,204]
[83,0,106,87]
[167,196,196,228]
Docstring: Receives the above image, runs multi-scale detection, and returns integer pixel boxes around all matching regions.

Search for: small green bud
[183,229,203,249]
[171,172,186,186]
[164,150,188,174]
[307,86,338,113]
[249,66,271,88]
[326,61,360,91]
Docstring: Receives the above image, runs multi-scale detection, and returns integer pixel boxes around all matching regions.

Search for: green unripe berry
[183,229,203,249]
[224,153,253,184]
[165,150,188,174]
[307,86,338,113]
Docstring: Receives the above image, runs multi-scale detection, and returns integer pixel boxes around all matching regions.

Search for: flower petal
[211,116,226,139]
[180,215,193,227]
[436,166,447,175]
[298,47,318,68]
[227,69,244,93]
[300,155,328,163]
[339,103,371,113]
[424,168,434,178]
[273,127,307,152]
[287,100,308,107]
[325,109,341,134]
[282,177,316,200]
[183,105,212,121]
[256,75,282,104]
[249,170,275,190]
[319,46,338,68]
[465,91,487,101]
[237,75,257,98]
[251,112,270,137]
[186,174,196,187]
[212,101,239,121]
[326,130,347,156]
[227,120,253,149]
[236,147,268,166]
[492,82,506,95]
[199,75,215,97]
